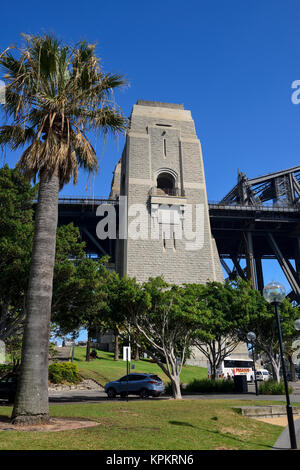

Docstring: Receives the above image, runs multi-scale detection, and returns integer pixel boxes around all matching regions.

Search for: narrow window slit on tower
[173,232,176,251]
[163,138,167,157]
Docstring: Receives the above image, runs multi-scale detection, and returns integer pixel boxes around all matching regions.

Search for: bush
[0,364,13,378]
[185,379,235,394]
[258,380,292,395]
[48,362,82,384]
[165,379,235,395]
[165,382,183,396]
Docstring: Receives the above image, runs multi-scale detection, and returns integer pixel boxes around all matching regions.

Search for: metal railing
[208,200,300,212]
[58,196,118,205]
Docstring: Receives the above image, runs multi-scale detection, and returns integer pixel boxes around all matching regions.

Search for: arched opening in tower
[157,172,176,196]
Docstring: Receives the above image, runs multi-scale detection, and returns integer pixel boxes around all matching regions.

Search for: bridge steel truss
[56,166,300,304]
[57,197,118,263]
[211,165,300,303]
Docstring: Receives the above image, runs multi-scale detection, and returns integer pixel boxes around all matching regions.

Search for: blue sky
[1,0,300,315]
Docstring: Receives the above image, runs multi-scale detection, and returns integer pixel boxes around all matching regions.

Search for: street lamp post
[247,332,258,396]
[295,320,300,382]
[263,281,297,450]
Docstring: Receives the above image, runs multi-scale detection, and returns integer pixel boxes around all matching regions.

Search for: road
[48,382,300,404]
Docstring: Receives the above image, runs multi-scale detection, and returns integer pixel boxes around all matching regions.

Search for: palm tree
[0,34,127,424]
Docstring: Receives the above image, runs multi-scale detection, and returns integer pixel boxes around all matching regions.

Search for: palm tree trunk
[11,169,59,425]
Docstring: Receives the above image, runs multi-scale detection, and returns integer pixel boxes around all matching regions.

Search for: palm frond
[0,33,128,186]
[0,125,36,150]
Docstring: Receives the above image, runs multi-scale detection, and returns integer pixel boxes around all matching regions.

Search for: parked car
[0,374,18,403]
[105,373,165,399]
[255,369,270,381]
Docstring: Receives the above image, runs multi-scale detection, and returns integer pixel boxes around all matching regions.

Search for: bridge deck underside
[210,205,300,302]
[210,206,300,259]
[57,200,300,303]
[58,201,117,262]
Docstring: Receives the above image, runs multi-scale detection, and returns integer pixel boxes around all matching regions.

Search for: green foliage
[184,281,248,379]
[0,34,128,187]
[258,380,292,395]
[52,256,111,337]
[0,165,37,340]
[184,379,235,394]
[0,164,90,345]
[5,334,22,367]
[0,364,14,378]
[232,278,300,381]
[48,362,81,384]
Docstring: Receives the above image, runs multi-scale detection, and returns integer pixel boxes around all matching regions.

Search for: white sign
[123,346,131,362]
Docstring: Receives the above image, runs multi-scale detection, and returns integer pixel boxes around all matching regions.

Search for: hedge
[258,380,292,395]
[48,362,82,384]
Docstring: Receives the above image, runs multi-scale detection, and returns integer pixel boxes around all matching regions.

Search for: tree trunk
[135,345,140,361]
[211,362,217,380]
[134,332,140,361]
[270,356,281,383]
[11,170,59,425]
[86,332,91,362]
[114,327,119,361]
[288,354,296,382]
[171,375,182,399]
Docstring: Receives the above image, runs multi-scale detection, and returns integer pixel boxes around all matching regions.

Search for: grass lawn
[74,347,208,386]
[0,399,288,450]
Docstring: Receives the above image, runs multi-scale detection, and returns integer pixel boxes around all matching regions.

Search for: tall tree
[0,34,127,424]
[51,256,111,361]
[122,277,201,399]
[233,280,300,382]
[103,272,131,361]
[191,282,246,380]
[0,165,37,342]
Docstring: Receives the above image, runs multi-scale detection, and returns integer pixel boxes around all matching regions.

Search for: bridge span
[57,165,300,303]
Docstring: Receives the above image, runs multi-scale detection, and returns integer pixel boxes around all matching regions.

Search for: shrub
[165,382,183,395]
[48,362,82,384]
[185,379,235,394]
[0,364,13,378]
[258,380,292,395]
[165,379,236,395]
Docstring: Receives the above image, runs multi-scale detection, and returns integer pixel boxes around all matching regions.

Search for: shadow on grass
[169,418,275,450]
[169,420,195,427]
[192,424,274,450]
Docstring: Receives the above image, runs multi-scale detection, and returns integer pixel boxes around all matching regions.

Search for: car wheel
[139,388,149,399]
[107,388,116,399]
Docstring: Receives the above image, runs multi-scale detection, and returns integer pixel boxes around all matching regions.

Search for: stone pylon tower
[111,100,223,284]
[108,100,249,365]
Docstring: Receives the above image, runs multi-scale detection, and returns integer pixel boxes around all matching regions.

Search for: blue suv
[105,373,165,399]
